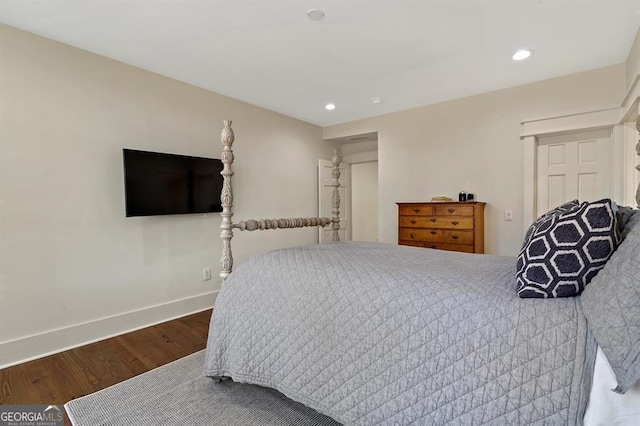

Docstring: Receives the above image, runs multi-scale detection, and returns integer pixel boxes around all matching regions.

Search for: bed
[203,120,640,425]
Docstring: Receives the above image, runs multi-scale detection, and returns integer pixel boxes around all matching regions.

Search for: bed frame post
[220,120,235,281]
[218,120,340,280]
[331,147,342,242]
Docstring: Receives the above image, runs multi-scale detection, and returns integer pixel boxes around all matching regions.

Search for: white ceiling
[1,0,639,127]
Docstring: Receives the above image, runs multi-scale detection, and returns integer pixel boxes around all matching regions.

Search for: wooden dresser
[397,202,486,254]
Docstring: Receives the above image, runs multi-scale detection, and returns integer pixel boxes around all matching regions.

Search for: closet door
[536,129,612,216]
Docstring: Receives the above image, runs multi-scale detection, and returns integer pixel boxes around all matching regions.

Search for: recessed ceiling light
[307,9,325,21]
[371,98,383,104]
[512,49,534,61]
[325,103,336,110]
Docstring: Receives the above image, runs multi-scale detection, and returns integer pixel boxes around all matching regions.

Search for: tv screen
[123,149,223,217]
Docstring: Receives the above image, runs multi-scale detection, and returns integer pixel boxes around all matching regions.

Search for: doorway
[351,161,378,242]
[319,132,379,243]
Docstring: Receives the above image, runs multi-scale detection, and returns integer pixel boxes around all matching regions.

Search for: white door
[318,159,350,243]
[536,129,612,216]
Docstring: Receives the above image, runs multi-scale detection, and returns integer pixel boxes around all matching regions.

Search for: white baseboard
[0,291,218,369]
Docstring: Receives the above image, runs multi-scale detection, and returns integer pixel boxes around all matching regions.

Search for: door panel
[536,129,612,216]
[547,174,566,209]
[578,173,597,201]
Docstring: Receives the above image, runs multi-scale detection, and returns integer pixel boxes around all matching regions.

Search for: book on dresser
[396,201,486,254]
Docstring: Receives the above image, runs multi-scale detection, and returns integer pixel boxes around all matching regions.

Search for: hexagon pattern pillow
[522,200,580,244]
[517,199,620,298]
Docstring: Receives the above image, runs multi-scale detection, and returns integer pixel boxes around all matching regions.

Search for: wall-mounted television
[123,149,223,217]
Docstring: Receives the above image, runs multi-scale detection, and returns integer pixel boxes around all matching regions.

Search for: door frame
[521,107,628,236]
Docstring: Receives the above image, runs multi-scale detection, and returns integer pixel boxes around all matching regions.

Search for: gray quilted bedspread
[204,242,596,425]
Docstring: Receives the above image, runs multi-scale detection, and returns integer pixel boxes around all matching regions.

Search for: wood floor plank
[32,352,87,403]
[63,340,140,392]
[0,309,212,408]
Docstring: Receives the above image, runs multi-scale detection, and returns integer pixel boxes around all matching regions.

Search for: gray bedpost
[220,120,235,281]
[636,114,640,208]
[331,148,342,242]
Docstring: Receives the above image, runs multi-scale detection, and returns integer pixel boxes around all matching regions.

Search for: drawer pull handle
[410,232,415,239]
[410,219,417,224]
[413,208,420,213]
[430,231,436,235]
[451,234,459,240]
[430,218,437,222]
[451,221,459,225]
[448,208,455,213]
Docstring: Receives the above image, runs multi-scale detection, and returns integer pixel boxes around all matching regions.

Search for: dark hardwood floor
[0,309,212,413]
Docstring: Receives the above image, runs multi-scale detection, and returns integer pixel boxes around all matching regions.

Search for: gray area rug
[65,351,341,426]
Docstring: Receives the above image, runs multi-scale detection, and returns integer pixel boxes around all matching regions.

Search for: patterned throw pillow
[522,200,579,244]
[516,199,620,298]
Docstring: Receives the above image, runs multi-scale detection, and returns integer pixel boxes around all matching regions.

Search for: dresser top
[396,201,486,205]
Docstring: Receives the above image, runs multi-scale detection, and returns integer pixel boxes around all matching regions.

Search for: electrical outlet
[505,210,513,221]
[203,268,212,281]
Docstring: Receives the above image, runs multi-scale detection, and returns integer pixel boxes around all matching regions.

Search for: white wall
[626,28,640,91]
[625,28,640,207]
[0,24,332,367]
[323,64,626,256]
[351,162,378,242]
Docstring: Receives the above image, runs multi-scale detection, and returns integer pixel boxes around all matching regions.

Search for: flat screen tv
[123,149,223,217]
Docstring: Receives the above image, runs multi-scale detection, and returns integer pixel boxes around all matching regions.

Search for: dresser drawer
[398,216,474,229]
[433,205,474,216]
[398,228,435,242]
[398,205,433,216]
[399,216,430,228]
[425,217,473,229]
[439,230,474,244]
[399,228,474,244]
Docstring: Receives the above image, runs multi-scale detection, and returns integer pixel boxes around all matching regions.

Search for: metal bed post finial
[331,147,342,242]
[220,120,235,281]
